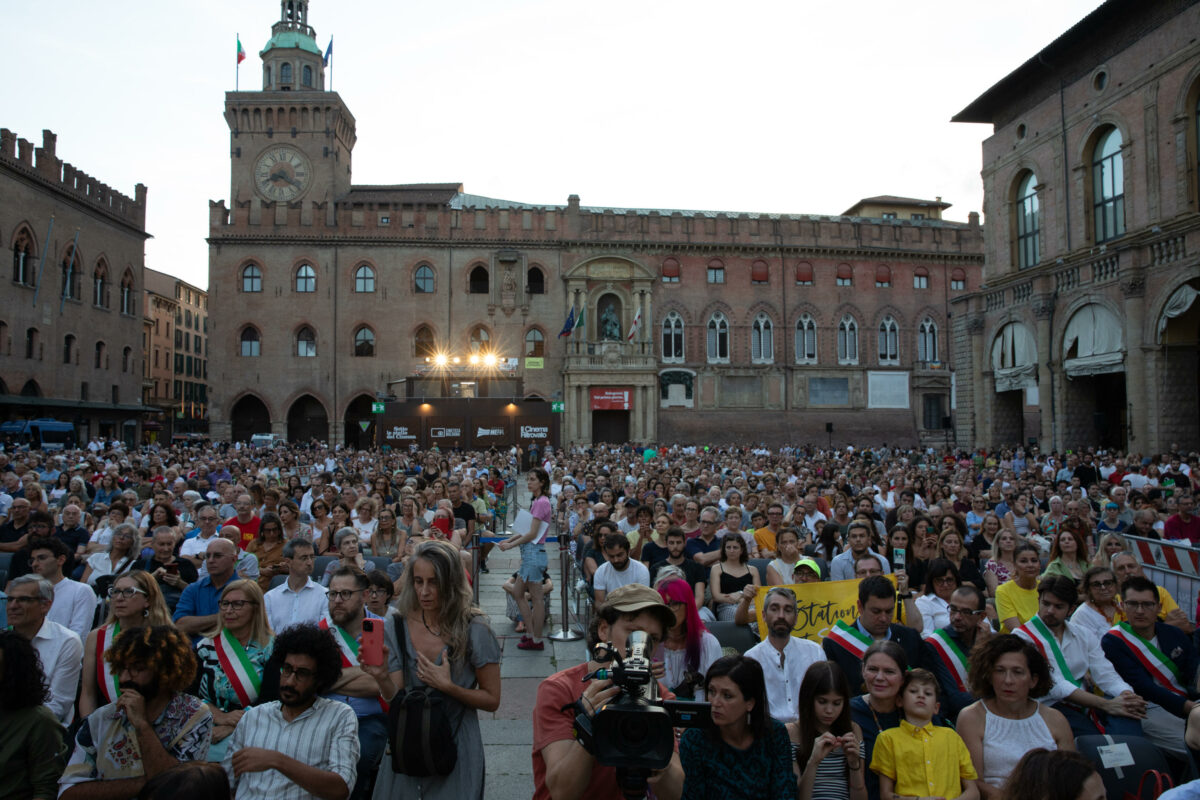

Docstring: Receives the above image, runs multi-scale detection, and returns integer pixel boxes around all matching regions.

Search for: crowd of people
[2,437,1200,799]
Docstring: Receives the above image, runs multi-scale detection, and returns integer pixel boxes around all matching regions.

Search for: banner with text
[517,420,552,446]
[753,575,896,643]
[590,387,634,410]
[381,418,422,447]
[426,417,466,449]
[469,416,512,449]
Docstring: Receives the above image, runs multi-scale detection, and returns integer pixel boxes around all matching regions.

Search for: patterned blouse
[194,635,273,711]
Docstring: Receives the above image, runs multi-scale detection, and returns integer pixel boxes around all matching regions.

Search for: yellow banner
[754,575,897,642]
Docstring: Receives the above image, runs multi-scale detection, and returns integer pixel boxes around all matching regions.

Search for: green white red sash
[95,622,120,704]
[1106,622,1186,697]
[212,629,262,707]
[320,617,389,712]
[1017,615,1081,688]
[926,629,969,692]
[825,619,872,659]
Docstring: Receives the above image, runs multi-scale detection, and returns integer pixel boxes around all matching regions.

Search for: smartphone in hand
[361,619,385,667]
[892,547,906,569]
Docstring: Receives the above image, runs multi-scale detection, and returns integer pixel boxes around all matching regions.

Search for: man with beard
[223,623,359,800]
[744,586,825,723]
[59,625,213,798]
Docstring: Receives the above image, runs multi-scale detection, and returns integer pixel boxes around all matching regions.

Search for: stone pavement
[476,487,588,799]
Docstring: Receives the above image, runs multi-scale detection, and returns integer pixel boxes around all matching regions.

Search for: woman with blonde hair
[1092,532,1129,568]
[194,579,274,761]
[364,540,501,799]
[79,570,173,717]
[353,496,379,543]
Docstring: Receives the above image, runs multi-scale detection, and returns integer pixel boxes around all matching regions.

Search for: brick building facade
[208,0,984,448]
[142,268,209,441]
[952,0,1200,453]
[1,127,148,446]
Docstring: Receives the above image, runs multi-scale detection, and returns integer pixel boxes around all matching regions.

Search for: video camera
[573,631,711,798]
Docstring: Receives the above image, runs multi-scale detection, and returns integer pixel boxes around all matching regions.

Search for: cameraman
[533,583,684,800]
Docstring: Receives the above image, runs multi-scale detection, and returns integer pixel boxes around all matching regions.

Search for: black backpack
[387,615,461,777]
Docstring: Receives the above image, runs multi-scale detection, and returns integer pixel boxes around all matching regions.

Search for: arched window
[295,264,316,293]
[415,325,436,358]
[878,316,899,364]
[527,266,545,294]
[918,318,939,363]
[750,260,769,285]
[468,265,489,294]
[795,262,814,286]
[661,257,681,283]
[836,264,853,287]
[280,62,293,84]
[353,326,375,357]
[25,327,38,359]
[1015,171,1040,268]
[837,315,858,364]
[913,266,930,290]
[706,312,729,363]
[302,65,313,87]
[795,315,817,364]
[875,265,892,288]
[354,264,375,293]
[241,264,262,293]
[11,229,34,285]
[61,251,81,301]
[661,312,684,363]
[414,265,434,294]
[950,268,966,291]
[94,341,106,369]
[469,326,490,353]
[525,328,545,358]
[120,271,135,313]
[63,334,75,365]
[93,261,109,307]
[751,313,773,363]
[240,327,260,357]
[296,326,316,357]
[1093,128,1125,243]
[122,346,131,372]
[707,259,725,285]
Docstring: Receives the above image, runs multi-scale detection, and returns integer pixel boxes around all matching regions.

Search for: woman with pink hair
[655,577,723,700]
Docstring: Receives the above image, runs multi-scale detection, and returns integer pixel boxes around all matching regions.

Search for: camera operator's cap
[602,584,676,634]
[795,557,822,578]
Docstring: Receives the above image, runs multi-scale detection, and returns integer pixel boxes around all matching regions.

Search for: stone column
[1033,293,1055,452]
[1121,269,1148,449]
[967,315,988,448]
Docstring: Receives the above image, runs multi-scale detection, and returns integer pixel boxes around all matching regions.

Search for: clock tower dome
[223,0,355,209]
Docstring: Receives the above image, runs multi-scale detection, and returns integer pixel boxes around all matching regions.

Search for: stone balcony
[563,340,656,371]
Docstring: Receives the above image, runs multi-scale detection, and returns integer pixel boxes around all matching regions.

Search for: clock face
[253,146,311,202]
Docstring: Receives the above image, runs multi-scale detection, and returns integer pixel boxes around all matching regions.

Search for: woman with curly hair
[80,571,174,717]
[0,630,68,800]
[363,539,501,799]
[60,625,213,797]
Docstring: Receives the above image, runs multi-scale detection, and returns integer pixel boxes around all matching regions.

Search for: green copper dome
[261,30,322,57]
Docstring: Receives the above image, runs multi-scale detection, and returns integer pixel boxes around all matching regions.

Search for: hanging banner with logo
[517,419,552,448]
[380,418,421,446]
[470,416,511,448]
[590,387,633,410]
[426,418,466,449]
[754,574,897,643]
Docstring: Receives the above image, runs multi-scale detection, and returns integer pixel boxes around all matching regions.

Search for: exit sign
[551,401,564,413]
[371,402,385,413]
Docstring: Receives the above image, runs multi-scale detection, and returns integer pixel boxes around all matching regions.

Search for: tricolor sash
[825,619,873,659]
[320,617,389,712]
[1106,622,1186,697]
[95,622,120,704]
[926,629,970,692]
[1018,615,1081,688]
[212,629,262,707]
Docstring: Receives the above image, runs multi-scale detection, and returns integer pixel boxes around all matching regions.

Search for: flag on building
[324,37,333,66]
[574,304,585,333]
[237,37,246,64]
[558,306,576,338]
[627,306,643,341]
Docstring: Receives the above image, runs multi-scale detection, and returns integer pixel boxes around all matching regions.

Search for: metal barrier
[549,516,586,641]
[1125,533,1200,622]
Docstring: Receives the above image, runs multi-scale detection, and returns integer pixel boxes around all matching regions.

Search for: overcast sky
[3,0,1104,289]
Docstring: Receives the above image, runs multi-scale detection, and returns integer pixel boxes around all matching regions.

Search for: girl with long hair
[1040,522,1090,584]
[498,467,553,649]
[655,578,722,700]
[790,661,866,800]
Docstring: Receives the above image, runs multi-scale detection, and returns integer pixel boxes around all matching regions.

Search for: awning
[991,322,1038,390]
[1157,284,1200,342]
[1063,303,1123,377]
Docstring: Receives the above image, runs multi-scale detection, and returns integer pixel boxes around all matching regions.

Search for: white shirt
[593,559,651,593]
[829,549,891,581]
[31,618,83,723]
[180,531,220,560]
[745,635,825,723]
[916,593,951,638]
[223,696,359,800]
[265,577,329,633]
[1015,618,1133,703]
[48,577,98,641]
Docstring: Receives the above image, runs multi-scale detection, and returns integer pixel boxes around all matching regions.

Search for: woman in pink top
[499,467,553,650]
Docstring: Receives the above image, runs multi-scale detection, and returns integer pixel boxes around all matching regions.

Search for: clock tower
[223,0,355,209]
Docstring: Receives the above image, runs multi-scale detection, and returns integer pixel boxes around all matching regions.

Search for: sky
[3,0,1105,290]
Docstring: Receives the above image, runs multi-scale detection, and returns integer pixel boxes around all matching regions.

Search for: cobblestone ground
[477,480,588,799]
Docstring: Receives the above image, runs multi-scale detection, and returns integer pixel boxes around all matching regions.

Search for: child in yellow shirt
[870,668,978,800]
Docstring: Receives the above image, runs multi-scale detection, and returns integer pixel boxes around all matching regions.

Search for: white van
[249,433,286,448]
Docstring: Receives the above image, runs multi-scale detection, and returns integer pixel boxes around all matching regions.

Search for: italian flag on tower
[237,37,246,64]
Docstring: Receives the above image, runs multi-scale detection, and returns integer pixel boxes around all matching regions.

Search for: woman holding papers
[498,467,552,650]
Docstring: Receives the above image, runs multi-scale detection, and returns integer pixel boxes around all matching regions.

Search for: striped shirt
[222,696,359,800]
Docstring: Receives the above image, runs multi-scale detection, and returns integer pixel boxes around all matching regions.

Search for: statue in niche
[502,265,516,294]
[601,303,621,341]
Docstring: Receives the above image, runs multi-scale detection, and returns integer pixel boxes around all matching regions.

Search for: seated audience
[824,576,923,694]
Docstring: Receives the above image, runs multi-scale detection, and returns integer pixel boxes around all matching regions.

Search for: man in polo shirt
[684,507,724,567]
[745,587,825,723]
[224,493,261,550]
[753,503,786,558]
[823,575,923,693]
[829,521,890,581]
[173,537,239,637]
[265,539,327,633]
[181,505,222,567]
[922,584,990,722]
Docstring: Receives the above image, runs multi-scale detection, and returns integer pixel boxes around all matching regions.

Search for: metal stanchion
[470,530,481,604]
[549,524,582,641]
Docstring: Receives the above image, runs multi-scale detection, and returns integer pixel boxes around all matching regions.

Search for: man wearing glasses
[173,538,239,637]
[922,584,990,723]
[264,539,327,633]
[6,574,83,723]
[684,507,724,567]
[180,505,222,567]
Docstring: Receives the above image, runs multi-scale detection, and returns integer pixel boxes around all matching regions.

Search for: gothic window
[837,315,858,364]
[527,266,545,294]
[94,341,106,369]
[751,313,773,363]
[1016,171,1040,268]
[11,229,33,285]
[1092,128,1125,243]
[468,265,489,294]
[414,325,436,358]
[295,264,316,293]
[354,264,375,293]
[240,327,260,357]
[469,326,490,354]
[525,328,545,358]
[353,326,375,357]
[241,264,262,293]
[918,318,939,363]
[661,312,684,363]
[795,315,817,364]
[706,312,729,363]
[414,265,434,294]
[122,347,131,372]
[93,261,109,307]
[61,252,81,301]
[878,316,899,365]
[296,326,316,357]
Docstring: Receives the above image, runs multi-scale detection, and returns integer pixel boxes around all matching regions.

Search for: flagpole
[236,33,239,91]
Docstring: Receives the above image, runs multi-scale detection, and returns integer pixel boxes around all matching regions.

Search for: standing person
[745,587,826,723]
[194,579,275,762]
[956,635,1074,800]
[363,540,501,800]
[656,577,723,701]
[27,535,96,641]
[923,585,991,723]
[59,626,213,798]
[0,630,69,800]
[497,467,552,650]
[6,574,83,723]
[789,661,867,800]
[222,623,360,800]
[679,655,796,799]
